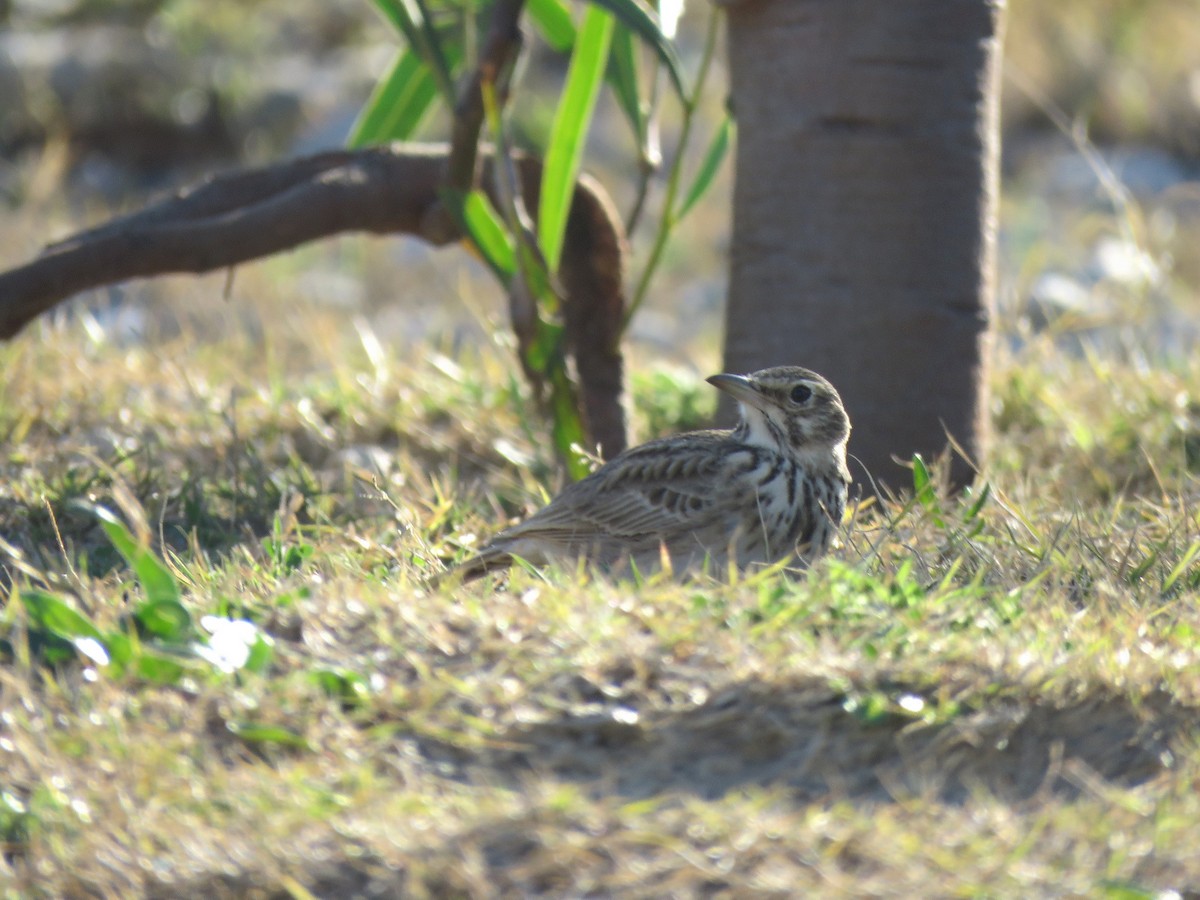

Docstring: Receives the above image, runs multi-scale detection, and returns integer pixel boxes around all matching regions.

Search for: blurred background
[1,0,1198,372]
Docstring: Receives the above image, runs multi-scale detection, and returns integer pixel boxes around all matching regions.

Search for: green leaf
[607,26,646,149]
[911,454,935,509]
[538,5,614,272]
[133,650,189,685]
[367,0,412,36]
[134,599,193,643]
[243,635,274,674]
[586,0,685,100]
[1163,540,1200,594]
[964,481,991,521]
[20,590,102,641]
[348,48,439,146]
[367,0,455,103]
[104,631,135,675]
[527,0,576,52]
[525,320,564,373]
[443,189,517,282]
[311,668,371,708]
[227,722,311,751]
[93,507,181,606]
[676,115,733,221]
[548,364,591,480]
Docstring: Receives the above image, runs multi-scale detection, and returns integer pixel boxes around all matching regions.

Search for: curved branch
[0,146,446,339]
[0,142,629,456]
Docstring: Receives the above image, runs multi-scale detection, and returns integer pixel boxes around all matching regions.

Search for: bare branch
[0,142,629,456]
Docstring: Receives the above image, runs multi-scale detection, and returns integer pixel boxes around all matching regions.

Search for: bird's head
[707,366,851,459]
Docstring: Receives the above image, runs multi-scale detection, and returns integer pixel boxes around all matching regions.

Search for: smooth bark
[722,0,1005,489]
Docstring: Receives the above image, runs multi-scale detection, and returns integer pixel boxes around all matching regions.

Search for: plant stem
[622,5,721,333]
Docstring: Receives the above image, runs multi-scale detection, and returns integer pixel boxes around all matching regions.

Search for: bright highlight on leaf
[349,48,439,146]
[527,0,576,52]
[587,0,686,99]
[539,5,615,273]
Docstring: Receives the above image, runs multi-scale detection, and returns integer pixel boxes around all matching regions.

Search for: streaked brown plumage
[452,366,851,580]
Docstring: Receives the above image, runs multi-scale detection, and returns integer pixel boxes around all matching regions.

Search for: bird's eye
[790,384,813,404]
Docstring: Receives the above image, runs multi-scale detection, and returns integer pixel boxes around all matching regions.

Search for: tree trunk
[721,0,1005,491]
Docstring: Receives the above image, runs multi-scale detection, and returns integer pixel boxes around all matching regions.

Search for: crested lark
[453,366,851,580]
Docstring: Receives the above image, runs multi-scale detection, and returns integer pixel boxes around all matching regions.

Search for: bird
[449,366,851,581]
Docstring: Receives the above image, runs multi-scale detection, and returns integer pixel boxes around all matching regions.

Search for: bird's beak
[707,373,767,410]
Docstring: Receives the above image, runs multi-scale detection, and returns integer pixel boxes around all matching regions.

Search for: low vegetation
[0,262,1197,895]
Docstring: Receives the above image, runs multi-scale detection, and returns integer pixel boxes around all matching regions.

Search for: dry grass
[0,246,1198,898]
[2,2,1200,890]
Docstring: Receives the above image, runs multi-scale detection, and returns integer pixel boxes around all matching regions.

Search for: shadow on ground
[426,674,1187,805]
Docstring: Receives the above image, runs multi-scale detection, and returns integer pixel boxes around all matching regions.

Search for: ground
[0,253,1198,895]
[2,1,1200,896]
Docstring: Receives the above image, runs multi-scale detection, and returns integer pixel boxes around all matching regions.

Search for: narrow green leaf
[548,364,590,480]
[964,481,991,521]
[348,48,438,146]
[227,722,311,751]
[411,0,456,98]
[911,454,934,509]
[366,0,455,103]
[1163,541,1200,593]
[93,507,139,564]
[94,507,181,606]
[444,189,517,282]
[676,115,733,221]
[367,0,413,36]
[607,26,645,147]
[586,0,685,100]
[527,0,576,52]
[20,590,102,641]
[539,5,614,272]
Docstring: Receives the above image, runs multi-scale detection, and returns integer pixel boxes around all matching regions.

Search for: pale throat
[738,402,847,477]
[737,403,789,451]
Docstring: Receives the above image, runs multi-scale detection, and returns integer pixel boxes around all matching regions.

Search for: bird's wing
[495,434,750,548]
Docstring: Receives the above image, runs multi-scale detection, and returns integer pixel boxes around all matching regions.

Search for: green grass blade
[348,48,439,146]
[1162,540,1200,593]
[964,481,992,521]
[527,0,577,52]
[912,454,935,509]
[227,722,311,751]
[538,4,614,272]
[676,114,733,221]
[586,0,685,100]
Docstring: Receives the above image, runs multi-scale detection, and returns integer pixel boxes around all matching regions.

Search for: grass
[0,255,1198,897]
[2,2,1200,890]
